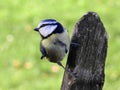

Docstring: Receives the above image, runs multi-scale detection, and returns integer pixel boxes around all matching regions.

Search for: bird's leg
[57,62,66,69]
[57,62,77,79]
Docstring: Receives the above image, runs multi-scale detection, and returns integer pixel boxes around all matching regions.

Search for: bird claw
[73,72,78,79]
[67,69,78,79]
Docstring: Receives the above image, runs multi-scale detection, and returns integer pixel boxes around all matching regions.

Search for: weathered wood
[61,12,108,90]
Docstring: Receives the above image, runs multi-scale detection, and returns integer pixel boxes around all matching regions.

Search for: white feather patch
[39,25,57,37]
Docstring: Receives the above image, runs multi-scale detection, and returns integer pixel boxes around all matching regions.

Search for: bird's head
[34,19,65,38]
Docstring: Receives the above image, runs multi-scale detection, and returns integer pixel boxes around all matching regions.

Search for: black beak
[34,28,39,32]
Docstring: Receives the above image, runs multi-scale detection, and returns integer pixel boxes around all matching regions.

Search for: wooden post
[61,12,108,90]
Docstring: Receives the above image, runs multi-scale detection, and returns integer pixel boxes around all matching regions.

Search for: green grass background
[0,0,120,90]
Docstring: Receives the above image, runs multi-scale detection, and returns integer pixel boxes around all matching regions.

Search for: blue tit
[34,19,70,69]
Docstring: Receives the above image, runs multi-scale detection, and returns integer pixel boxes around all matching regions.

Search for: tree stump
[61,12,108,90]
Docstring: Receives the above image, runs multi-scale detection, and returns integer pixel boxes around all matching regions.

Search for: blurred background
[0,0,120,90]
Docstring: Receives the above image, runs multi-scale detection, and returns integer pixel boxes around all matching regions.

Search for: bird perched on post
[34,19,70,69]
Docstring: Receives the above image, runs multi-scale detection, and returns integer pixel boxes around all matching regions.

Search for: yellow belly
[41,33,69,63]
[42,40,66,62]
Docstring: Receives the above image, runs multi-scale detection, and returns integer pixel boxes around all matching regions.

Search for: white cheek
[39,25,57,37]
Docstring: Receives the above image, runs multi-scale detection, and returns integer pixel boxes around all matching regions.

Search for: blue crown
[42,19,56,22]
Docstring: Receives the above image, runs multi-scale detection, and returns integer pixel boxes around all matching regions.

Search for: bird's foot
[67,69,78,79]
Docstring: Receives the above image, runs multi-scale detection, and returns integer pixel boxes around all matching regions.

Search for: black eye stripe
[40,24,47,28]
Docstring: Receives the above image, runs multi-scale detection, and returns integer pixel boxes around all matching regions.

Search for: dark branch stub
[61,12,108,90]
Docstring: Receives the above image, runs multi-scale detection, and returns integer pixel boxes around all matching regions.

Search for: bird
[34,19,70,69]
